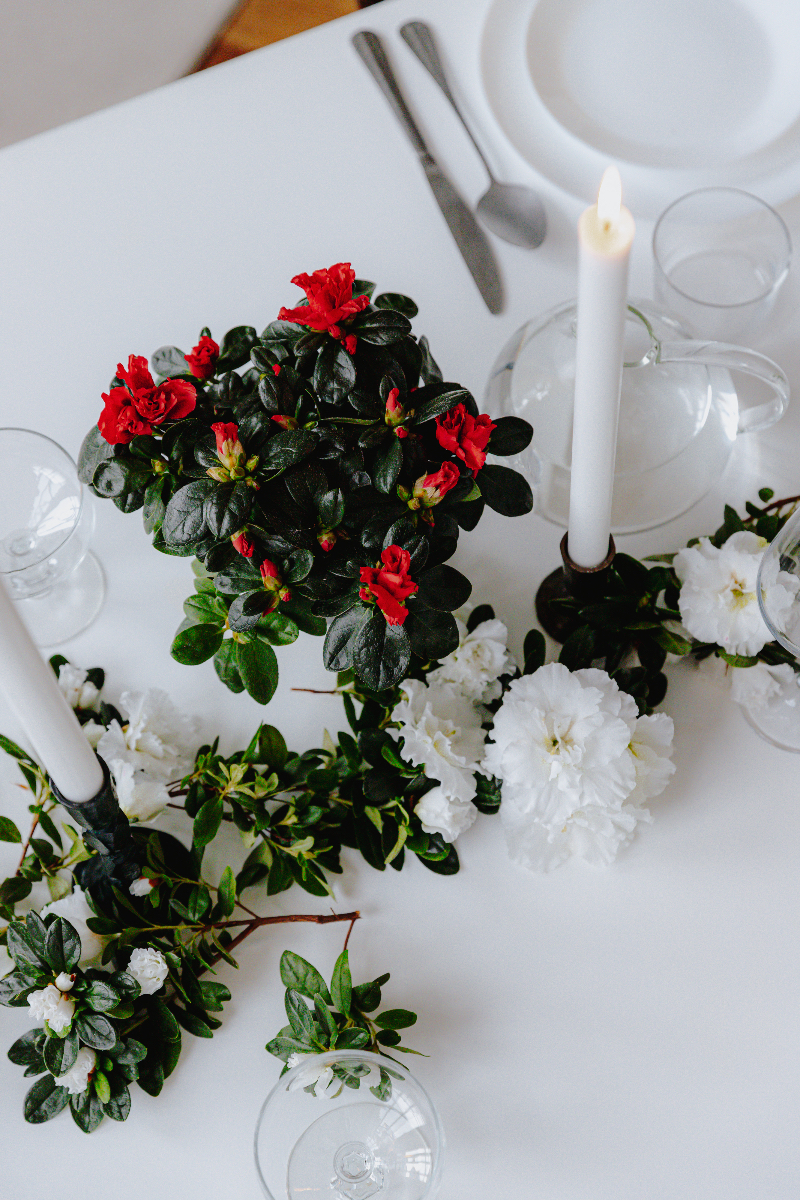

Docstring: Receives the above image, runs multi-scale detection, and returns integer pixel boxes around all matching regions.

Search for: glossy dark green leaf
[44,917,81,974]
[151,345,189,377]
[217,325,258,371]
[349,309,411,345]
[558,625,596,671]
[103,1081,131,1122]
[217,865,236,918]
[193,797,224,849]
[375,1008,417,1030]
[373,292,418,318]
[8,1028,45,1068]
[331,949,352,1016]
[162,479,215,547]
[257,612,299,646]
[203,481,253,540]
[7,919,47,971]
[213,639,245,693]
[43,1027,79,1076]
[24,1075,69,1124]
[228,588,274,632]
[416,564,472,611]
[0,816,21,842]
[313,339,356,403]
[413,386,471,424]
[0,876,32,910]
[486,415,533,455]
[262,430,316,471]
[523,629,546,675]
[171,622,223,665]
[323,605,370,672]
[407,606,459,661]
[70,1088,104,1133]
[171,1005,214,1038]
[352,614,410,691]
[336,1026,370,1049]
[478,464,533,516]
[77,424,116,485]
[237,638,279,705]
[373,437,403,495]
[74,1012,117,1051]
[285,989,316,1040]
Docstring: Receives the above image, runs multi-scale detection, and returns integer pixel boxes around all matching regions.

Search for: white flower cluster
[55,1047,96,1095]
[28,983,75,1034]
[390,617,513,843]
[484,663,675,872]
[96,688,198,823]
[57,664,100,710]
[674,530,798,656]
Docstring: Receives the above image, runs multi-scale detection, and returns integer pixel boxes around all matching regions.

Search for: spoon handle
[400,21,493,179]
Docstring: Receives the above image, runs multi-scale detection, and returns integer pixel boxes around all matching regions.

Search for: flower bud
[344,334,357,355]
[211,421,245,471]
[411,462,461,509]
[317,530,337,552]
[271,414,298,431]
[55,972,75,992]
[231,531,254,558]
[384,387,404,427]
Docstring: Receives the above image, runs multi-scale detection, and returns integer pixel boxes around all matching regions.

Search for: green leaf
[314,993,338,1039]
[136,1058,165,1097]
[162,479,215,547]
[373,292,418,318]
[203,481,253,540]
[323,604,371,672]
[213,639,245,693]
[486,415,533,455]
[171,1005,214,1038]
[375,1008,417,1030]
[44,917,81,974]
[77,423,116,486]
[407,606,459,661]
[44,1027,79,1075]
[413,386,471,424]
[0,733,38,765]
[331,949,352,1016]
[0,876,32,909]
[257,612,300,646]
[285,989,316,1041]
[193,797,224,849]
[70,1088,104,1133]
[416,564,472,611]
[718,650,760,668]
[36,809,63,849]
[151,345,189,377]
[266,1034,315,1061]
[103,1081,131,1122]
[7,919,47,971]
[478,464,533,516]
[261,430,316,472]
[83,979,123,1013]
[199,981,231,1011]
[8,1028,45,1068]
[236,638,279,705]
[336,1027,370,1049]
[217,325,258,371]
[171,622,224,666]
[373,437,403,494]
[248,724,288,770]
[352,614,411,691]
[350,308,412,345]
[217,865,236,917]
[74,1012,117,1051]
[558,625,596,671]
[0,816,21,843]
[279,951,332,1005]
[523,629,546,675]
[24,1075,69,1124]
[313,338,357,403]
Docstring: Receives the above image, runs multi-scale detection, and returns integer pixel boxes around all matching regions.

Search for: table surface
[3,0,800,1196]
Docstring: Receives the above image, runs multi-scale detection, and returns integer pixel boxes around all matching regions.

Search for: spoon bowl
[477,180,548,249]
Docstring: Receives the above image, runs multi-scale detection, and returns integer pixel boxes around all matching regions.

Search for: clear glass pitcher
[485,299,790,532]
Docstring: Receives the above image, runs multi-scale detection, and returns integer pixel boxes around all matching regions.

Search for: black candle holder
[535,532,616,643]
[50,758,143,907]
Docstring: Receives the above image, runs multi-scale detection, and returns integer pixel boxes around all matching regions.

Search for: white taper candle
[568,167,635,567]
[0,577,104,802]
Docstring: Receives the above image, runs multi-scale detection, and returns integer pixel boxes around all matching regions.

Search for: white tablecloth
[3,0,800,1195]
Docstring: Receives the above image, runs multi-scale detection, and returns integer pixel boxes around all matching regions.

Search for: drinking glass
[0,428,105,645]
[254,1050,444,1200]
[735,507,800,751]
[653,188,791,341]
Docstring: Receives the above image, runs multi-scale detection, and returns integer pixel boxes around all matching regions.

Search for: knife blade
[352,29,503,315]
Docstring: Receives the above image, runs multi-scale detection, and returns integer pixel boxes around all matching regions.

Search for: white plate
[480,0,800,217]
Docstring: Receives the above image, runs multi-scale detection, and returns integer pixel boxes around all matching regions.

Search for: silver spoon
[400,20,547,250]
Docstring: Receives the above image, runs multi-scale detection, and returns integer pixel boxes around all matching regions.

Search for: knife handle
[352,30,429,158]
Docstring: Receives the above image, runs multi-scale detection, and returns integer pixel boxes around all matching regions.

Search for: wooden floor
[194,0,365,71]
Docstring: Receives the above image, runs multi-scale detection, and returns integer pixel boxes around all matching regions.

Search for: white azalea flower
[485,663,674,871]
[40,887,104,966]
[414,784,477,843]
[389,679,487,805]
[127,947,168,996]
[81,720,105,749]
[129,875,156,897]
[55,1047,96,1095]
[57,664,100,710]
[54,972,75,991]
[108,758,171,824]
[97,687,197,782]
[674,531,798,656]
[427,617,515,703]
[730,661,799,709]
[27,984,75,1033]
[287,1053,336,1096]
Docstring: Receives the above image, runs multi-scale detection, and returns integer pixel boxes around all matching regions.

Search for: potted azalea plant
[79,264,533,702]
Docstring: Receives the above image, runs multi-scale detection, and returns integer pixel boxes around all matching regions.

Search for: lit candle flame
[596,166,622,228]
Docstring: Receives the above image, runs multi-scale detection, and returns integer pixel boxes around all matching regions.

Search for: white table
[3,1,800,1195]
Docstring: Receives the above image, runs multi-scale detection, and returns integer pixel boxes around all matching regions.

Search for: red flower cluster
[385,387,409,439]
[98,355,196,446]
[260,558,291,610]
[185,335,219,380]
[359,545,418,627]
[278,263,369,341]
[435,403,495,476]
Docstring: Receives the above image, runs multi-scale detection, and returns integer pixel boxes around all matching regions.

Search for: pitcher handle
[658,341,790,433]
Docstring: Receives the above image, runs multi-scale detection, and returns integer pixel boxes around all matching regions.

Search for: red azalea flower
[231,532,254,557]
[413,461,460,507]
[260,558,291,603]
[98,387,153,445]
[359,545,418,627]
[277,262,370,339]
[435,403,496,476]
[97,353,196,445]
[185,335,219,380]
[344,334,357,355]
[212,421,240,458]
[271,363,281,376]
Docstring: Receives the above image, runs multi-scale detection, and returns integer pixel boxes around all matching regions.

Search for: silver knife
[352,29,503,315]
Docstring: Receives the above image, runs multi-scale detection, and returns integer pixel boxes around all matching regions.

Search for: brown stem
[343,913,357,952]
[763,494,800,514]
[291,688,339,694]
[17,811,40,871]
[219,909,360,959]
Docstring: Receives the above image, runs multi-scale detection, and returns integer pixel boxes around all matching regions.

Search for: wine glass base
[287,1101,433,1200]
[740,699,800,753]
[10,552,106,647]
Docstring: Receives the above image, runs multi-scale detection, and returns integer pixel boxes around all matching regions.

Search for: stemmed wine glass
[737,505,800,751]
[254,1050,444,1200]
[0,429,105,645]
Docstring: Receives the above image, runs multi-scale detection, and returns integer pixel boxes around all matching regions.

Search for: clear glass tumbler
[0,428,105,645]
[254,1050,444,1200]
[653,188,791,341]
